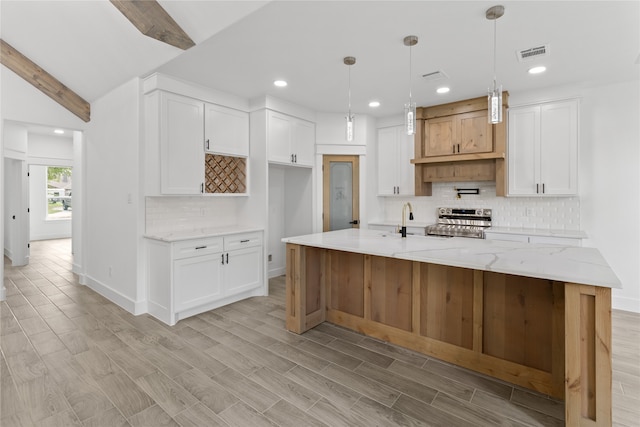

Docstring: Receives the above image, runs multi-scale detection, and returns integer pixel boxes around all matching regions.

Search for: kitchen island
[283,229,621,426]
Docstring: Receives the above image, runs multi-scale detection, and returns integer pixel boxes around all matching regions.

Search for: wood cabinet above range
[412,93,508,196]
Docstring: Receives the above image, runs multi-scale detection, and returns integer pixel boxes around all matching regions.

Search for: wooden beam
[0,39,90,122]
[110,0,195,50]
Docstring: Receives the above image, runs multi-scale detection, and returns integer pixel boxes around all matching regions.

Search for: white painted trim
[268,266,285,279]
[0,285,5,301]
[142,73,249,112]
[316,144,366,155]
[84,275,138,314]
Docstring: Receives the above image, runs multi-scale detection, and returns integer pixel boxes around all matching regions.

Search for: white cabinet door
[204,103,249,157]
[377,127,398,195]
[508,106,539,196]
[397,131,415,196]
[292,119,315,166]
[508,99,578,196]
[224,245,262,296]
[267,111,294,164]
[174,253,223,312]
[160,92,204,194]
[267,110,315,167]
[540,100,578,195]
[377,126,414,196]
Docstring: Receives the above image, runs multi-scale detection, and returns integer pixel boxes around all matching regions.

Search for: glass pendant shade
[345,114,355,142]
[488,83,502,124]
[404,102,416,136]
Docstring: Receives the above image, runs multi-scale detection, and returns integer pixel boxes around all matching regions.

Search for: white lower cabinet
[147,231,264,325]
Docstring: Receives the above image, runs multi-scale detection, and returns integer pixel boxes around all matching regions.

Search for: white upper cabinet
[204,103,249,157]
[267,110,315,167]
[377,126,414,196]
[508,99,578,196]
[160,92,205,195]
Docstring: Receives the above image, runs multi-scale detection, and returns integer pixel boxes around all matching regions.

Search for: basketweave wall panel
[205,154,247,194]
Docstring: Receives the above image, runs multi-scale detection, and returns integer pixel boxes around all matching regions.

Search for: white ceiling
[2,1,639,120]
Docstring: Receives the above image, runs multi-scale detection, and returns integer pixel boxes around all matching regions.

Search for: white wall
[28,165,72,241]
[27,133,74,241]
[84,78,141,312]
[579,80,639,312]
[268,166,285,277]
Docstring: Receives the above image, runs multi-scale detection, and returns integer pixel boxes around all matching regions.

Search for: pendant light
[344,56,356,142]
[486,5,505,124]
[403,35,418,135]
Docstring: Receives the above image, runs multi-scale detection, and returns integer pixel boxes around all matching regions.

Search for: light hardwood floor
[1,239,639,426]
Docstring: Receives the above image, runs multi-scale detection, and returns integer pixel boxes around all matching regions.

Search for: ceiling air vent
[516,44,549,62]
[422,70,448,81]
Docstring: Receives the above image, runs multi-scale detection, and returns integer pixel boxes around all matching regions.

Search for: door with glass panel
[323,155,359,231]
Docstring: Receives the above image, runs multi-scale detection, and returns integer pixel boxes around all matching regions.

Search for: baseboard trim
[613,295,640,313]
[268,266,285,279]
[84,275,138,314]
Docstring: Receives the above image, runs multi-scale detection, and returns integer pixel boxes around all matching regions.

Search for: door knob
[349,220,359,225]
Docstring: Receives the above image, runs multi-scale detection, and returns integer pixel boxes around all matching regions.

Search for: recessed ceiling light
[368,101,380,108]
[436,87,450,94]
[273,80,287,87]
[54,129,65,134]
[528,66,547,74]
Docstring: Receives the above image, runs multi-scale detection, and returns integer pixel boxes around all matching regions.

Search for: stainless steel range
[426,207,492,239]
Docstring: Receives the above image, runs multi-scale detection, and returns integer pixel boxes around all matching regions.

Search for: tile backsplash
[381,182,580,230]
[145,196,239,235]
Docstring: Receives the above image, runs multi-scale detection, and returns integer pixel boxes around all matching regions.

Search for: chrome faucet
[401,202,414,238]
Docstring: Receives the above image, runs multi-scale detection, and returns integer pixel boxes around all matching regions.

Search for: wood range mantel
[283,229,620,426]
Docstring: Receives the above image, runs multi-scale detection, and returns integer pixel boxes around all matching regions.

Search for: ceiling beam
[0,39,91,122]
[110,0,195,50]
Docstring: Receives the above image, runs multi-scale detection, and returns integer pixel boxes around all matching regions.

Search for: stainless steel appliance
[426,207,492,239]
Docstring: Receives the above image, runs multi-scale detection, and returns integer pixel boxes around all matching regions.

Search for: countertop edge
[144,226,264,242]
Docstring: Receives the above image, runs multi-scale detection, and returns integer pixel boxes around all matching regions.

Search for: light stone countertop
[282,228,621,289]
[485,226,588,239]
[144,226,263,242]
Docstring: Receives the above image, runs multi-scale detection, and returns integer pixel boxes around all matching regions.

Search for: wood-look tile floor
[1,239,639,426]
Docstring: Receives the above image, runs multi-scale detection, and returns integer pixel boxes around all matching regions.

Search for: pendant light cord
[493,17,497,89]
[408,43,413,103]
[348,63,352,116]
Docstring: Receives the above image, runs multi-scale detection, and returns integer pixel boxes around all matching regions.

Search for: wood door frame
[322,155,360,232]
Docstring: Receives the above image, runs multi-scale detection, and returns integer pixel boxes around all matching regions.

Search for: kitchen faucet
[401,202,414,238]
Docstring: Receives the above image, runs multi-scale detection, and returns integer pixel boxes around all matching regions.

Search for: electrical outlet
[268,254,272,262]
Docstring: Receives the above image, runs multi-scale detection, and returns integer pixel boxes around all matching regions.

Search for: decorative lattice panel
[205,154,247,194]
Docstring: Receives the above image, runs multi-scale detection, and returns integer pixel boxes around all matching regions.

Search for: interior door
[323,155,359,231]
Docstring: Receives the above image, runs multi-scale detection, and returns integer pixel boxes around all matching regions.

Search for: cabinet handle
[221,254,225,265]
[294,154,297,163]
[542,183,545,194]
[240,239,250,243]
[452,145,455,154]
[226,253,229,264]
[536,183,539,194]
[201,183,204,193]
[195,246,207,250]
[291,154,294,163]
[457,144,460,153]
[205,139,210,150]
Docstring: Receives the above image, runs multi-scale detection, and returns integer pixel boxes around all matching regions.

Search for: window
[46,166,72,220]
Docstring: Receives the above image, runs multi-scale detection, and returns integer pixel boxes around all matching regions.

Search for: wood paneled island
[283,229,621,426]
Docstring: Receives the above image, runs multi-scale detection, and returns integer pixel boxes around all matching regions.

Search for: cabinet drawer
[172,237,224,259]
[224,232,262,251]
